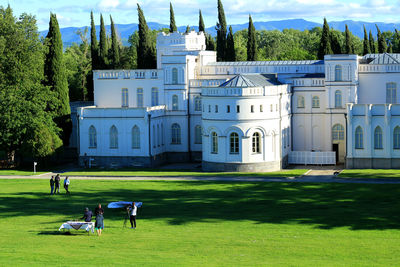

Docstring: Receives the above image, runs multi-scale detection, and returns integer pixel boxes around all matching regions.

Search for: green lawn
[63,168,308,177]
[339,169,400,179]
[0,169,48,176]
[0,179,399,266]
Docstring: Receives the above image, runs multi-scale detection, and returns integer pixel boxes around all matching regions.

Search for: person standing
[54,174,60,194]
[64,176,70,194]
[94,204,104,236]
[50,176,55,195]
[128,202,137,229]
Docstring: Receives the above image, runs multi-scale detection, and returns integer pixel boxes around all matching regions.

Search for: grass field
[62,168,308,177]
[1,179,400,266]
[339,169,400,179]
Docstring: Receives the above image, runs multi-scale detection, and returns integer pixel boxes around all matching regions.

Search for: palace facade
[77,31,400,171]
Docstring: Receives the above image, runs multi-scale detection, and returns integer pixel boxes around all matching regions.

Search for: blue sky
[6,0,400,30]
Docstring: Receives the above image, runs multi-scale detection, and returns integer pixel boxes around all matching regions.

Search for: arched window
[194,96,201,111]
[172,68,178,84]
[230,132,239,154]
[332,124,344,141]
[335,65,342,81]
[386,82,397,104]
[374,126,383,149]
[211,132,218,154]
[297,96,305,108]
[252,132,261,153]
[110,125,118,149]
[312,96,320,108]
[122,88,128,107]
[355,126,363,149]
[394,126,400,149]
[335,90,342,108]
[194,125,202,144]
[137,88,143,107]
[171,123,181,144]
[151,87,159,106]
[89,125,97,148]
[132,125,140,149]
[172,95,178,110]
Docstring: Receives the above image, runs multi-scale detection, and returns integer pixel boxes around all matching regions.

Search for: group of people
[50,174,70,195]
[79,202,138,236]
[81,204,104,236]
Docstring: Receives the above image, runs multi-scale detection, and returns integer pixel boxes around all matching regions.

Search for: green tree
[99,14,108,68]
[169,2,177,33]
[363,25,370,55]
[110,15,120,69]
[388,42,393,53]
[216,0,227,61]
[0,6,62,164]
[393,29,400,53]
[330,30,343,54]
[226,26,236,61]
[206,34,216,51]
[344,24,354,54]
[247,15,257,61]
[199,10,205,32]
[376,25,387,53]
[44,13,72,146]
[137,4,156,69]
[369,30,376,53]
[185,25,190,33]
[317,18,332,59]
[90,11,99,70]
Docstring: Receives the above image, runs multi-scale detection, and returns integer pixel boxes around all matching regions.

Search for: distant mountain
[40,19,400,47]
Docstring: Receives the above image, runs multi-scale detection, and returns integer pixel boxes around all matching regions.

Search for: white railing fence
[288,151,336,165]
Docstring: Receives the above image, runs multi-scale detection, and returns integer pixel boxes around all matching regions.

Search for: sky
[6,0,400,31]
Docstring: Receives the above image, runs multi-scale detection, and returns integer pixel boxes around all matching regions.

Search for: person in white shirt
[63,177,70,194]
[127,202,137,229]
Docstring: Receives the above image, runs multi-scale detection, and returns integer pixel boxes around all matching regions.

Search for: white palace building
[77,31,400,171]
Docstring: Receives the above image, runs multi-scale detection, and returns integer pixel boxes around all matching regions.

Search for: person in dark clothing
[50,176,55,195]
[94,203,104,236]
[81,207,93,222]
[127,202,137,229]
[54,174,60,194]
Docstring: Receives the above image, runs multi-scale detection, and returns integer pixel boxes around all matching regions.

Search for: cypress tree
[90,11,99,70]
[99,14,108,68]
[199,10,205,32]
[216,0,227,61]
[44,13,72,146]
[226,26,236,61]
[247,15,257,61]
[169,2,177,33]
[137,4,156,69]
[317,18,333,59]
[363,25,370,55]
[110,15,120,69]
[185,25,190,33]
[330,31,342,54]
[388,42,393,53]
[376,25,387,53]
[344,24,354,54]
[394,29,400,53]
[369,30,376,53]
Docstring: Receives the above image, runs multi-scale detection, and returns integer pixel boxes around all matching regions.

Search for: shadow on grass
[1,181,400,231]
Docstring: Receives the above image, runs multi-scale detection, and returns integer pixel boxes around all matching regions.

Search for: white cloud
[98,0,120,11]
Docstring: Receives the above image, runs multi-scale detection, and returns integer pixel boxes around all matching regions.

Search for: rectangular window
[151,88,159,106]
[227,105,230,113]
[137,88,143,107]
[260,105,263,112]
[237,105,240,113]
[270,104,273,112]
[122,88,128,107]
[251,105,254,113]
[208,105,211,113]
[215,105,218,113]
